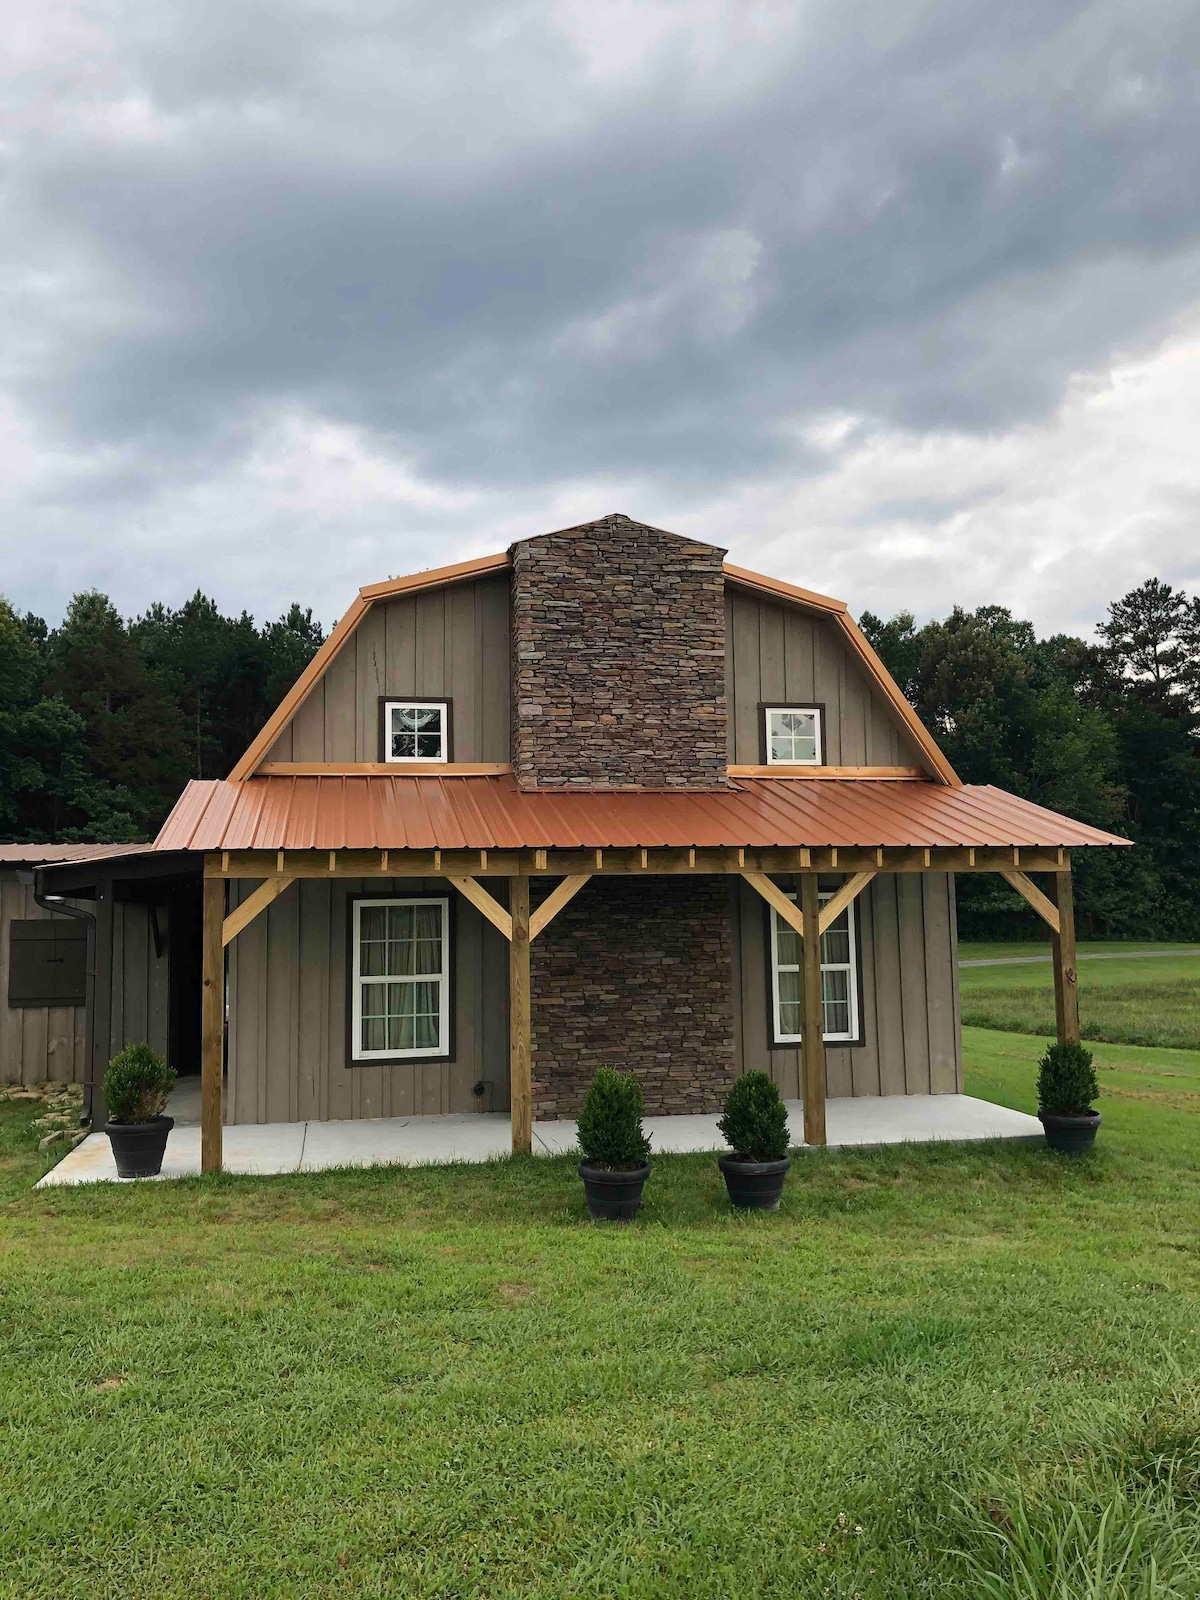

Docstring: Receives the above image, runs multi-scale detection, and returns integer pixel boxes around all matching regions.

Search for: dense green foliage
[717,1070,791,1161]
[0,590,324,842]
[1034,1041,1100,1117]
[2,1026,1199,1597]
[575,1068,651,1168]
[103,1044,177,1124]
[861,577,1200,939]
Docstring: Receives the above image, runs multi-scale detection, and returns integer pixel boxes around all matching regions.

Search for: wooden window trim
[759,702,826,767]
[763,878,865,1049]
[377,697,454,765]
[345,892,455,1065]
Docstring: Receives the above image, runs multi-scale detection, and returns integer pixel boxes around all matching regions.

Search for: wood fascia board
[256,762,513,776]
[722,563,848,616]
[227,593,370,782]
[358,551,511,601]
[834,612,962,788]
[728,764,927,780]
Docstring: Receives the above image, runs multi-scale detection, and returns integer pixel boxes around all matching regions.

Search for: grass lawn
[2,1031,1200,1598]
[959,943,1200,1051]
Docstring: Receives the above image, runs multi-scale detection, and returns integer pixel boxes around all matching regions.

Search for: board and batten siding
[731,873,962,1097]
[0,874,86,1085]
[226,878,510,1125]
[725,589,925,767]
[265,574,511,764]
[1,876,169,1085]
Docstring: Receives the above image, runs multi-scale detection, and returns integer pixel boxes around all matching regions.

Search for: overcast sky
[3,0,1199,637]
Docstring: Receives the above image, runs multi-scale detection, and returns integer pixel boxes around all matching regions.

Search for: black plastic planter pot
[1039,1109,1101,1156]
[577,1161,650,1222]
[105,1116,174,1178]
[719,1154,792,1211]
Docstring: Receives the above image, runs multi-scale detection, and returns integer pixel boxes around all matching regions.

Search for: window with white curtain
[352,898,450,1060]
[770,889,860,1044]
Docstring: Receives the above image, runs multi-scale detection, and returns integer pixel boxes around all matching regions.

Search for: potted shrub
[1037,1039,1101,1155]
[576,1068,652,1222]
[717,1071,792,1210]
[103,1044,177,1178]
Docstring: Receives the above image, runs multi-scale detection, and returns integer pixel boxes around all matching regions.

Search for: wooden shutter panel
[7,921,87,1007]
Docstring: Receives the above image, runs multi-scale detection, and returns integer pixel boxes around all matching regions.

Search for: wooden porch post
[799,873,827,1146]
[510,876,532,1154]
[201,873,225,1173]
[1050,868,1080,1044]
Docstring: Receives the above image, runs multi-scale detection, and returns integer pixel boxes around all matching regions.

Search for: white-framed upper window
[383,700,448,763]
[764,705,822,765]
[351,897,450,1060]
[770,889,860,1044]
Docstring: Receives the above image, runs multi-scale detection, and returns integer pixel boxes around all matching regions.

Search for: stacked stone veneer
[510,512,729,789]
[530,876,737,1121]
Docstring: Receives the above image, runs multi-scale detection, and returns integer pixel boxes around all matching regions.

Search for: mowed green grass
[2,1029,1200,1598]
[960,942,1200,1051]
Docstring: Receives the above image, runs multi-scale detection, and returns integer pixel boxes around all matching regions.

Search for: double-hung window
[351,897,450,1060]
[763,705,822,766]
[770,889,860,1044]
[383,700,449,763]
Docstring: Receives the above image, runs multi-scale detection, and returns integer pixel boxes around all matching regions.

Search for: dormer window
[763,705,823,766]
[382,700,450,763]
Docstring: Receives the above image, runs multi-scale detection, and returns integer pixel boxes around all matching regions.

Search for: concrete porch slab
[35,1091,1042,1187]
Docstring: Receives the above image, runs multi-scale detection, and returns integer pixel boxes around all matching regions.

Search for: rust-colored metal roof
[0,843,155,866]
[154,776,1129,853]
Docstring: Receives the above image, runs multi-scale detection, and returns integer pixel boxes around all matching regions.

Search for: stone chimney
[510,512,728,789]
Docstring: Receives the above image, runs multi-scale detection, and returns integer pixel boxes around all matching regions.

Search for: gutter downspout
[32,871,97,1127]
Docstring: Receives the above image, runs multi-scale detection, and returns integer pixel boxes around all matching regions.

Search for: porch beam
[817,869,877,935]
[1050,870,1080,1044]
[205,845,1073,880]
[446,875,513,941]
[201,873,224,1174]
[510,877,532,1155]
[740,871,805,939]
[529,875,592,941]
[799,873,827,1147]
[221,875,296,947]
[996,866,1061,934]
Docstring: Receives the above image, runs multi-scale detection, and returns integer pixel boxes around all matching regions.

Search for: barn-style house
[30,514,1126,1177]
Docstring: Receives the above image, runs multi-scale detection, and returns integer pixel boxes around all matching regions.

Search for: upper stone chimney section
[510,513,728,789]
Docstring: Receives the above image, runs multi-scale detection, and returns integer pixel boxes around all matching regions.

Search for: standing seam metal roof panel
[152,775,1130,852]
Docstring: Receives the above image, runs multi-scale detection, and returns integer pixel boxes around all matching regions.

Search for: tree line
[861,578,1200,939]
[1,577,1196,939]
[0,591,324,843]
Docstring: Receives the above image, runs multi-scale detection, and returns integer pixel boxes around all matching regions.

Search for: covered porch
[37,1076,1043,1185]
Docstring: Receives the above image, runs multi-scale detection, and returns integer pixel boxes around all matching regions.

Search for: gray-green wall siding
[225,872,961,1124]
[726,590,925,766]
[0,876,168,1085]
[226,878,510,1124]
[731,873,962,1097]
[265,575,511,764]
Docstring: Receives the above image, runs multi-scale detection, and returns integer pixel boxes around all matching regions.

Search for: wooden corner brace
[448,874,594,943]
[221,876,297,946]
[996,866,1061,933]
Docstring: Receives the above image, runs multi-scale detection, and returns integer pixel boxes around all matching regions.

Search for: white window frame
[763,705,823,766]
[383,700,449,764]
[769,889,860,1045]
[351,896,450,1061]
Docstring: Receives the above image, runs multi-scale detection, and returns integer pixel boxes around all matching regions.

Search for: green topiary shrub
[576,1068,651,1169]
[1036,1040,1099,1116]
[718,1071,791,1161]
[104,1043,176,1124]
